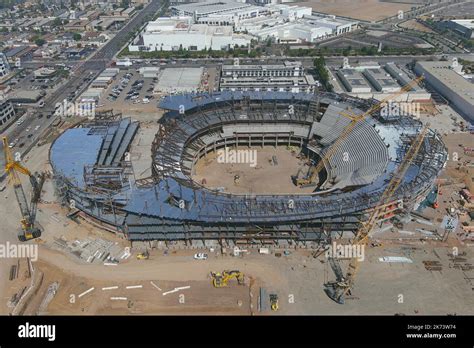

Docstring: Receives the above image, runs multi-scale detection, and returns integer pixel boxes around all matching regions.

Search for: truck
[259,248,270,255]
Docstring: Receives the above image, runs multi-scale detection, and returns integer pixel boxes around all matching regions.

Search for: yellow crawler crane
[324,124,430,304]
[294,76,424,187]
[210,270,244,287]
[2,136,45,241]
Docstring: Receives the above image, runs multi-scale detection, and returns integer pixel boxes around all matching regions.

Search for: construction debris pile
[52,237,130,265]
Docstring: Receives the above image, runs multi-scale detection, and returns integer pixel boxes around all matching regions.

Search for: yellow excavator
[210,270,244,287]
[136,251,149,260]
[2,136,45,242]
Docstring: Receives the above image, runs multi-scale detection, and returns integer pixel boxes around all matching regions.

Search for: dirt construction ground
[1,122,473,316]
[7,241,474,315]
[192,146,316,195]
[292,0,416,22]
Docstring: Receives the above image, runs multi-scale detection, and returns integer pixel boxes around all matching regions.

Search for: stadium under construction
[50,91,447,247]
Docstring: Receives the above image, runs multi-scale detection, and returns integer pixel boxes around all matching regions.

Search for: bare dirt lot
[399,19,435,33]
[292,0,416,22]
[192,146,316,194]
[6,240,474,315]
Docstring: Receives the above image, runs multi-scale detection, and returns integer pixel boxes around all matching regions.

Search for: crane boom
[295,76,424,187]
[324,124,430,304]
[2,136,43,241]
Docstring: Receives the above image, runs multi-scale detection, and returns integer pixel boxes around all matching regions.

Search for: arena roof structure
[50,92,447,244]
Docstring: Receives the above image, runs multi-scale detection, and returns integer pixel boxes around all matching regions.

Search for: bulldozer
[210,270,244,287]
[270,294,279,311]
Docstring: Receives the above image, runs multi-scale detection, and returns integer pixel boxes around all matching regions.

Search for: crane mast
[2,136,44,241]
[324,124,430,304]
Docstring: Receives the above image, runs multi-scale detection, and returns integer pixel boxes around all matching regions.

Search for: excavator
[136,250,149,260]
[2,136,45,242]
[294,76,424,188]
[210,270,244,287]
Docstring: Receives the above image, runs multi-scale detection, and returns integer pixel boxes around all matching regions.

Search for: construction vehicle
[270,294,279,311]
[324,124,430,304]
[210,270,244,287]
[294,76,424,187]
[136,251,149,260]
[2,136,45,242]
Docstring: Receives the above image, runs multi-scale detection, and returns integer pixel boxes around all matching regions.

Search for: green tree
[73,33,81,41]
[35,38,46,46]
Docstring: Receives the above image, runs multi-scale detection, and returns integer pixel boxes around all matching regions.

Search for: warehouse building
[331,61,430,102]
[171,0,258,20]
[441,19,474,39]
[414,60,474,123]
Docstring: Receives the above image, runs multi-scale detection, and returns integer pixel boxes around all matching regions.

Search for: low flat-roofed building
[130,17,251,51]
[171,0,255,19]
[362,68,400,92]
[444,19,474,39]
[220,62,318,93]
[220,73,316,93]
[34,67,57,79]
[337,69,372,93]
[414,60,474,123]
[9,90,43,104]
[139,67,160,78]
[154,67,203,93]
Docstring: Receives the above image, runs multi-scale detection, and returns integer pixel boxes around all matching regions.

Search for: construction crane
[210,270,244,287]
[2,136,45,242]
[324,124,430,304]
[294,76,424,187]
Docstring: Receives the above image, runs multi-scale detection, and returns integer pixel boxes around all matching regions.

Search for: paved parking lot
[97,69,160,115]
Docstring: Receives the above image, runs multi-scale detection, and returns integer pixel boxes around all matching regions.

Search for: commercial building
[0,52,10,78]
[414,60,474,123]
[153,67,204,93]
[244,13,357,43]
[442,19,474,39]
[332,60,431,102]
[336,69,372,93]
[171,0,258,21]
[0,99,15,130]
[220,61,317,93]
[90,68,119,89]
[129,17,252,51]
